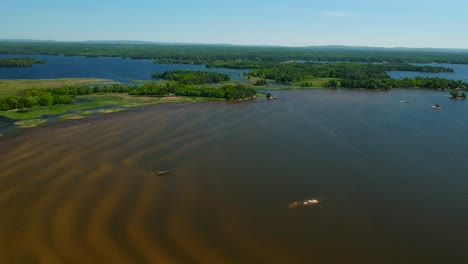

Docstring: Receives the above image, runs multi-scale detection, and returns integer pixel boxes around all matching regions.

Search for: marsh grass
[14,119,47,128]
[59,114,85,120]
[1,91,223,122]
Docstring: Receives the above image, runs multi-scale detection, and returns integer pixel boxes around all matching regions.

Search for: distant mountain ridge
[1,39,467,53]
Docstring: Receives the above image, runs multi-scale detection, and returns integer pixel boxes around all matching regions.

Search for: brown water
[0,89,467,263]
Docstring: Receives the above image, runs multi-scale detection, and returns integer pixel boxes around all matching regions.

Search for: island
[0,58,47,67]
[151,70,231,84]
[450,90,467,99]
[247,62,464,90]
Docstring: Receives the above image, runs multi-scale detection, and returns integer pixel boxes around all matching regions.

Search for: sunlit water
[1,89,467,263]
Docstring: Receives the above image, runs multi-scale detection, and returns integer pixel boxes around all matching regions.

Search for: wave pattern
[2,93,467,264]
[0,102,304,264]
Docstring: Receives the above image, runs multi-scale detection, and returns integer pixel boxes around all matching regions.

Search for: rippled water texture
[1,89,467,263]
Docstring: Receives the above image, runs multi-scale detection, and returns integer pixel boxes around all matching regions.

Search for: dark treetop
[151,70,230,84]
[0,57,47,67]
[2,42,468,65]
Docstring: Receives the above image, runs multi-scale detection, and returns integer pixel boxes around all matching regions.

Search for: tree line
[2,42,468,65]
[0,84,139,111]
[0,58,47,67]
[249,62,454,82]
[0,82,257,111]
[129,83,256,100]
[247,62,468,90]
[151,70,231,84]
[0,93,74,111]
[323,77,468,90]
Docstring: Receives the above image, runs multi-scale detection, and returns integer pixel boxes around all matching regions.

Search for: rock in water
[154,170,170,176]
[288,198,320,208]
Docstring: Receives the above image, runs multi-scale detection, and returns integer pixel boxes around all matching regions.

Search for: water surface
[389,63,468,82]
[0,54,246,83]
[0,89,466,263]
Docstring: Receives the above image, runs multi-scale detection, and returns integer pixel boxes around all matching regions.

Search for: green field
[0,78,117,96]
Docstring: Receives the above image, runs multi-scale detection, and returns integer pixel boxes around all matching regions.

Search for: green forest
[130,83,256,100]
[249,62,453,82]
[324,77,468,90]
[0,58,47,67]
[151,70,231,84]
[2,42,468,64]
[246,62,467,90]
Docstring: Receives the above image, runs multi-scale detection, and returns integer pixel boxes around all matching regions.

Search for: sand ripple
[0,103,301,263]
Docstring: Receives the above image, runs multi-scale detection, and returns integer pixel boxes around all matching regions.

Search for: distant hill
[0,39,467,52]
[0,39,57,43]
[301,45,468,53]
[2,39,468,64]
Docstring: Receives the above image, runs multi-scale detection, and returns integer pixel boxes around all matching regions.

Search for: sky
[1,0,467,49]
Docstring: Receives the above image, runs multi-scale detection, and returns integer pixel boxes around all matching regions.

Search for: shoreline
[0,94,226,136]
[0,78,117,97]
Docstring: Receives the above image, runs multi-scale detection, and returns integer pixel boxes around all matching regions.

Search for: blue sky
[1,0,467,48]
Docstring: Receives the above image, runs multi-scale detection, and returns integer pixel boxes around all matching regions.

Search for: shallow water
[0,89,467,263]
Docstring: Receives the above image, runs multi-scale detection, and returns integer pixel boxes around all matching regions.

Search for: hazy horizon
[1,0,467,49]
[2,39,468,52]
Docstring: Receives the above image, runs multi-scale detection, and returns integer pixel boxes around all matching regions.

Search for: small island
[151,70,230,84]
[450,90,466,99]
[0,58,47,67]
[248,62,465,90]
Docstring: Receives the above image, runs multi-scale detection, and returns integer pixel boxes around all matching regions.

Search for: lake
[2,54,468,83]
[3,54,468,84]
[0,56,467,263]
[0,88,467,263]
[0,54,247,83]
[389,63,468,82]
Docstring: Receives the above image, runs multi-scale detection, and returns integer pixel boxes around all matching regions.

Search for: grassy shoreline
[0,78,261,125]
[0,94,220,120]
[0,78,228,122]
